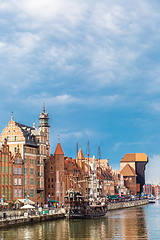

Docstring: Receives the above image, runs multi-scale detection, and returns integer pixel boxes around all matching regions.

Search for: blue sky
[0,0,160,184]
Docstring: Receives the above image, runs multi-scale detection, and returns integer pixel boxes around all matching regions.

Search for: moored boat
[148,197,156,203]
[65,189,107,220]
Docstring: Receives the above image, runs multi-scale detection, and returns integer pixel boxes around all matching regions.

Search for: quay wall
[0,209,65,229]
[108,199,149,211]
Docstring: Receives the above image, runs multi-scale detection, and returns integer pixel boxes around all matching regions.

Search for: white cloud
[145,154,160,184]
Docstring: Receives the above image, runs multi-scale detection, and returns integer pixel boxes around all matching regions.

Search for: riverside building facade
[0,106,50,206]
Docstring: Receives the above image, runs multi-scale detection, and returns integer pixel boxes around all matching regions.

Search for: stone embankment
[0,208,65,228]
[108,199,149,211]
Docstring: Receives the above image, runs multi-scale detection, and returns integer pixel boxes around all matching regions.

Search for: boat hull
[65,211,107,220]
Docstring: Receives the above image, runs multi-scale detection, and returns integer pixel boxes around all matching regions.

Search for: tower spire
[11,111,13,121]
[43,102,45,113]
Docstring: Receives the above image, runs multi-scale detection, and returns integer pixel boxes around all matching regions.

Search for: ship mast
[98,145,101,198]
[85,141,90,199]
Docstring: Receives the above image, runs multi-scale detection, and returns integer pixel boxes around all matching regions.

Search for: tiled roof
[120,164,137,176]
[54,142,64,155]
[15,122,37,147]
[121,153,148,162]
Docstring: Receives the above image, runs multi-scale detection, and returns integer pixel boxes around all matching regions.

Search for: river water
[0,201,160,240]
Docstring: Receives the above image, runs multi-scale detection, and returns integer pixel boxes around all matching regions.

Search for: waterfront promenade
[0,199,148,228]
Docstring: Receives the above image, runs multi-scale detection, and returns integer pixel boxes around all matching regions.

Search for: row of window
[1,156,8,162]
[1,177,11,185]
[48,178,54,182]
[15,168,22,174]
[14,178,22,185]
[7,136,17,141]
[1,188,11,201]
[0,166,12,173]
[14,189,22,198]
[24,189,35,198]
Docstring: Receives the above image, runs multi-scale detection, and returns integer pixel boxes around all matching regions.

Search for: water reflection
[0,204,155,239]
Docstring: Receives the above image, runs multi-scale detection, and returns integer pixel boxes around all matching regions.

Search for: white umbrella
[20,204,35,209]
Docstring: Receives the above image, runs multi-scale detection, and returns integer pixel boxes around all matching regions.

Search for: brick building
[44,142,65,204]
[0,105,50,205]
[0,139,12,203]
[120,153,148,195]
[12,146,24,201]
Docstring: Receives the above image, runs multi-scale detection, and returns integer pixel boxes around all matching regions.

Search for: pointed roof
[77,148,85,160]
[120,164,137,177]
[54,142,64,155]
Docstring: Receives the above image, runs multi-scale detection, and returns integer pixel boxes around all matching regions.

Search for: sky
[0,0,160,184]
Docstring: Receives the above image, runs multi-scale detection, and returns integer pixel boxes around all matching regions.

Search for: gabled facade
[0,106,50,206]
[120,153,148,195]
[44,142,65,204]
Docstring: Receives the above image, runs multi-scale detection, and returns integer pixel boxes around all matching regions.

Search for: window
[52,185,53,188]
[30,178,33,185]
[19,179,21,185]
[32,149,33,154]
[48,178,50,182]
[24,189,27,197]
[17,158,20,164]
[25,178,27,185]
[9,167,12,173]
[14,147,17,152]
[15,168,17,174]
[15,179,17,185]
[32,159,33,164]
[30,149,31,153]
[15,189,17,198]
[7,136,9,141]
[9,177,11,184]
[5,166,8,173]
[25,148,26,153]
[30,168,33,175]
[48,185,50,188]
[2,166,4,173]
[30,159,31,164]
[19,168,21,174]
[5,177,8,184]
[38,172,40,176]
[2,177,4,184]
[52,178,53,182]
[30,189,34,198]
[24,158,27,163]
[9,189,11,200]
[24,168,27,175]
[35,170,36,175]
[37,139,39,143]
[38,181,40,185]
[35,160,36,164]
[6,157,8,162]
[2,156,4,162]
[14,136,17,141]
[19,190,21,198]
[2,188,4,197]
[5,188,7,200]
